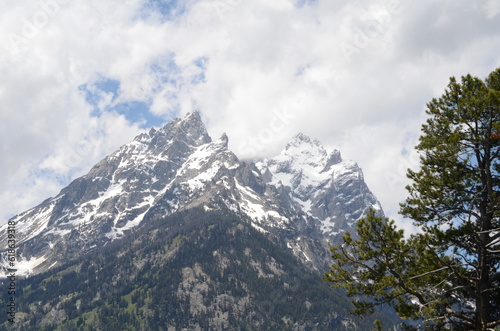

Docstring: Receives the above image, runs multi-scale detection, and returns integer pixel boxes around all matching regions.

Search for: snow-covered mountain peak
[0,113,382,276]
[256,133,382,237]
[286,133,313,145]
[283,133,326,160]
[278,133,345,175]
[267,134,331,174]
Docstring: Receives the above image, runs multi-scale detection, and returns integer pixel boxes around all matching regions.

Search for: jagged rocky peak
[255,133,382,238]
[175,111,210,139]
[147,111,211,150]
[284,133,326,158]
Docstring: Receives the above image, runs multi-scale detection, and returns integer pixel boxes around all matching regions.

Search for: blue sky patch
[79,54,207,129]
[94,77,120,96]
[112,100,164,128]
[80,76,165,129]
[80,77,120,117]
[140,0,186,22]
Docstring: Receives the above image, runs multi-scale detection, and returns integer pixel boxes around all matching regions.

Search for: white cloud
[1,0,500,229]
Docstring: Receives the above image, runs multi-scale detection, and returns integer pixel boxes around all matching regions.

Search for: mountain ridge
[0,111,382,277]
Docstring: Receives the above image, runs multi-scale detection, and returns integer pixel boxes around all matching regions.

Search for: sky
[1,0,499,231]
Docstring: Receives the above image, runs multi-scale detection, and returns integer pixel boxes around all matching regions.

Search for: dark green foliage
[0,207,396,330]
[324,211,464,328]
[325,68,500,330]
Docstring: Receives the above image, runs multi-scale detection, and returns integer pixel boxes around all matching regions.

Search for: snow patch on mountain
[234,180,289,227]
[15,255,48,277]
[14,202,56,242]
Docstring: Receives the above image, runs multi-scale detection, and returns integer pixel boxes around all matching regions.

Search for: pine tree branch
[477,227,500,235]
[428,309,476,327]
[486,319,500,328]
[404,265,459,282]
[385,267,428,307]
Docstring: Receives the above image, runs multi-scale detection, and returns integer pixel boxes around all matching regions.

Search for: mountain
[2,207,398,330]
[256,133,381,237]
[0,112,392,330]
[0,112,381,277]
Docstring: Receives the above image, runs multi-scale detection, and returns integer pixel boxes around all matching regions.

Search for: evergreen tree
[324,68,500,330]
